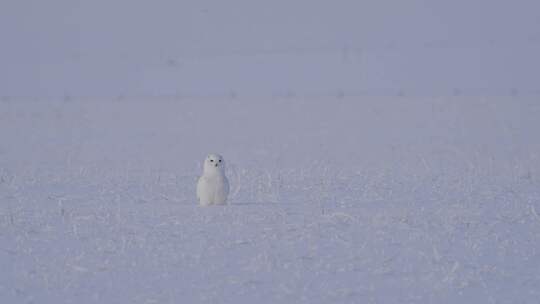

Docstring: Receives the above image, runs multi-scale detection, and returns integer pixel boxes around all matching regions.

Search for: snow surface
[1,96,539,303]
[2,1,540,302]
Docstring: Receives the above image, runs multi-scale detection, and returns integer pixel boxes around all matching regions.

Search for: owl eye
[210,159,214,162]
[219,159,222,162]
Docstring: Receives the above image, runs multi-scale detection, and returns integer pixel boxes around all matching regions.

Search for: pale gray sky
[1,0,539,97]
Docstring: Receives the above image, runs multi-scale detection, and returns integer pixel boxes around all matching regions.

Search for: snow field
[1,96,539,303]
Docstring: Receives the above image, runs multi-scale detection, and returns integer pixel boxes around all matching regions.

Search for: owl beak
[215,164,218,167]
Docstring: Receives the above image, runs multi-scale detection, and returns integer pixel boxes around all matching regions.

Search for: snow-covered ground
[1,96,539,303]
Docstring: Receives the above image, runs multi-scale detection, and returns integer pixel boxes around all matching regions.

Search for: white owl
[196,153,230,206]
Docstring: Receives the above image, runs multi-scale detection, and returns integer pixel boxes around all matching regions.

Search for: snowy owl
[196,153,230,206]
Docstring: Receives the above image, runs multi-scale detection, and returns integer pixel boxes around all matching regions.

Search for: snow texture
[1,96,539,303]
[1,1,540,303]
